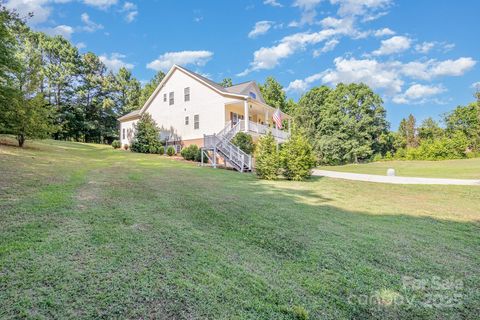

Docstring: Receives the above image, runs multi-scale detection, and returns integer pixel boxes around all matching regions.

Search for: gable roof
[118,64,274,121]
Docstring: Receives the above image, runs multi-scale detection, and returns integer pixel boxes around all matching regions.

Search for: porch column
[244,99,249,132]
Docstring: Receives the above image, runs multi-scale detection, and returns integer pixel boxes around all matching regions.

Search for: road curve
[312,169,480,186]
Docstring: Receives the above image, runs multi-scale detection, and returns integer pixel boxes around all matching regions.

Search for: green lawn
[318,158,480,179]
[1,137,479,319]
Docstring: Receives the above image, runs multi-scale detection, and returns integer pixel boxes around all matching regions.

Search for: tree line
[0,6,165,146]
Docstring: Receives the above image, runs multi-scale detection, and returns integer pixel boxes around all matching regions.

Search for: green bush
[194,147,208,163]
[158,146,165,155]
[280,131,316,181]
[166,146,175,156]
[111,140,121,149]
[231,132,255,154]
[130,114,162,154]
[180,144,199,161]
[254,132,280,180]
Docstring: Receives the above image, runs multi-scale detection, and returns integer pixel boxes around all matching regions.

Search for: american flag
[273,108,282,129]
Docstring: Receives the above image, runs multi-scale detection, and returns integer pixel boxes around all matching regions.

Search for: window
[122,128,125,139]
[185,116,189,125]
[184,87,190,101]
[194,114,199,129]
[163,93,167,102]
[249,91,256,99]
[169,91,174,105]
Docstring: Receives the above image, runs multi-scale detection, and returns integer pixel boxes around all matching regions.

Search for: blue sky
[6,0,479,129]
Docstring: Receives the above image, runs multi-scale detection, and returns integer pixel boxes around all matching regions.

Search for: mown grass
[1,136,479,319]
[318,158,480,179]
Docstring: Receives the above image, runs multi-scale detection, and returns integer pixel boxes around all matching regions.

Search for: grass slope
[318,158,480,179]
[1,137,479,319]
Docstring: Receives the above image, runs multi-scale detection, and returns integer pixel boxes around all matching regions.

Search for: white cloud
[372,35,411,56]
[83,0,117,9]
[331,0,392,18]
[80,12,103,32]
[415,41,435,54]
[43,24,74,39]
[393,84,446,104]
[401,57,477,80]
[374,28,395,37]
[286,73,324,93]
[290,0,322,26]
[471,82,480,90]
[239,25,355,75]
[248,21,274,38]
[122,1,138,22]
[146,50,214,71]
[5,0,53,25]
[76,42,87,49]
[321,57,404,94]
[263,0,283,7]
[313,39,339,56]
[99,53,134,72]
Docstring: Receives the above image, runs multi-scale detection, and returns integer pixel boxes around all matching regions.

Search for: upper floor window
[194,114,199,129]
[185,116,189,125]
[184,87,190,102]
[169,92,174,105]
[249,91,256,99]
[163,93,167,102]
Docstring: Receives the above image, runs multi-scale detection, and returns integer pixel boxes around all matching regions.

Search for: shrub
[194,147,208,163]
[254,132,280,180]
[280,131,316,181]
[231,132,255,154]
[180,144,199,161]
[166,146,175,156]
[111,140,121,149]
[158,146,165,155]
[130,114,162,154]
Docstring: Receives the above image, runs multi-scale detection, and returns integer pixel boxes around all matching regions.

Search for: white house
[118,64,290,171]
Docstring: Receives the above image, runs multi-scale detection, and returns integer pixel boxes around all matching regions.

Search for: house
[118,64,291,171]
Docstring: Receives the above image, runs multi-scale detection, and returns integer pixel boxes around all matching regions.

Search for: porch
[224,99,291,142]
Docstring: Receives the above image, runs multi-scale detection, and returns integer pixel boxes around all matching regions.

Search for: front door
[230,112,244,126]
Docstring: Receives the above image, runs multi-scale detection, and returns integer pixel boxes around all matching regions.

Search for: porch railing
[237,120,289,141]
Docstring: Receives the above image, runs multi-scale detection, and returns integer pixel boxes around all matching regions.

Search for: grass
[318,158,480,179]
[1,136,479,319]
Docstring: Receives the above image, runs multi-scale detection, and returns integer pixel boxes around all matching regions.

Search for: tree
[398,114,418,148]
[259,76,287,112]
[444,103,480,150]
[418,117,443,141]
[280,130,316,181]
[114,67,141,114]
[219,78,233,88]
[254,132,280,180]
[295,83,388,164]
[231,132,254,154]
[1,20,55,146]
[139,70,165,107]
[130,113,162,153]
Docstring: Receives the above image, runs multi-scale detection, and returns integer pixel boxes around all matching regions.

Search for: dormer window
[249,91,256,99]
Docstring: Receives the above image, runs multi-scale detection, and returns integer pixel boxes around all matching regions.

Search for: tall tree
[259,76,287,112]
[418,117,443,141]
[0,6,20,112]
[296,83,388,164]
[398,114,418,148]
[1,13,55,146]
[114,67,141,114]
[444,103,480,150]
[139,70,165,108]
[219,78,233,88]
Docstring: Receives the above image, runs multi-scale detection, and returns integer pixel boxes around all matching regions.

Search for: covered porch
[224,98,291,142]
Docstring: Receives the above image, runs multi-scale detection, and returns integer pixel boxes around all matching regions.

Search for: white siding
[119,118,138,147]
[144,69,237,141]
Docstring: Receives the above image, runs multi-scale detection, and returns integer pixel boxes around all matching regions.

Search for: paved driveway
[312,169,480,186]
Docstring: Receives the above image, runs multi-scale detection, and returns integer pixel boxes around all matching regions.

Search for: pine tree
[130,113,162,153]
